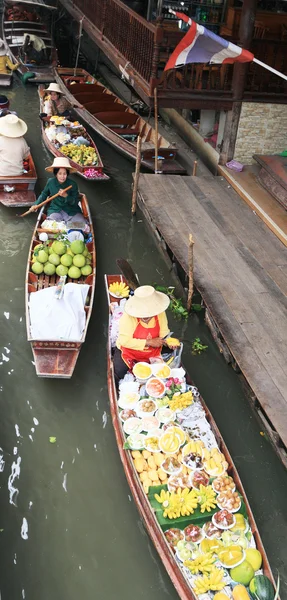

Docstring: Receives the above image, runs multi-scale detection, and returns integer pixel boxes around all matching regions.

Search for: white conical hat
[45,156,76,173]
[0,114,27,137]
[44,83,64,95]
[124,285,170,318]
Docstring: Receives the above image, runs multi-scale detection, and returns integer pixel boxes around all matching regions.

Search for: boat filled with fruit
[105,274,279,600]
[25,194,96,378]
[38,87,109,181]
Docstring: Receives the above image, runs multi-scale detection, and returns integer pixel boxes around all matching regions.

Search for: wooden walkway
[137,173,287,462]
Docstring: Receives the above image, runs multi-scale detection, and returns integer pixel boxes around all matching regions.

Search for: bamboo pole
[131,135,142,215]
[20,185,72,217]
[192,160,198,176]
[187,233,194,312]
[154,86,159,173]
[74,17,84,76]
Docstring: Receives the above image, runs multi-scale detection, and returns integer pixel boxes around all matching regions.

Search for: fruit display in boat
[230,560,255,586]
[184,552,215,574]
[168,473,190,492]
[31,240,92,280]
[154,488,198,518]
[217,491,241,512]
[182,440,205,456]
[249,575,275,600]
[108,281,130,298]
[217,544,245,567]
[176,539,197,561]
[200,538,223,554]
[202,448,228,476]
[164,528,185,550]
[195,484,217,513]
[213,509,235,529]
[159,430,181,454]
[161,455,182,475]
[131,450,168,493]
[61,143,99,166]
[169,390,193,411]
[213,475,236,494]
[245,548,262,572]
[190,469,210,489]
[203,521,222,539]
[192,567,226,594]
[184,525,204,544]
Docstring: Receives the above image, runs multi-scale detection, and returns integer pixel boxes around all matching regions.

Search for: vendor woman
[41,83,73,119]
[29,157,86,229]
[114,285,171,382]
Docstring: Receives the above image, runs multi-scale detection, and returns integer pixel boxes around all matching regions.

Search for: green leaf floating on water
[49,436,57,444]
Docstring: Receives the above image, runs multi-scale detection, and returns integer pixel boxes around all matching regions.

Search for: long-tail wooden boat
[38,86,109,181]
[105,273,278,600]
[3,0,58,84]
[0,153,37,207]
[54,68,186,175]
[25,194,96,378]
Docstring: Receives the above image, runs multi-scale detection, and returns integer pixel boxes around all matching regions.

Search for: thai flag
[164,12,254,71]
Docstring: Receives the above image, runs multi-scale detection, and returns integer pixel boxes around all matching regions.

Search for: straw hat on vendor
[114,285,171,380]
[0,113,27,137]
[45,156,77,173]
[44,82,64,95]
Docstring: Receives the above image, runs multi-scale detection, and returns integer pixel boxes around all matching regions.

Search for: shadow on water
[0,79,285,599]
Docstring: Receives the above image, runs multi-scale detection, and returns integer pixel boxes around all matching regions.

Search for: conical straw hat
[44,83,64,95]
[0,114,27,137]
[45,156,76,173]
[124,285,170,318]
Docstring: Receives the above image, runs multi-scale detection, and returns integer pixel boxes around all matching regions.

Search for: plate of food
[140,415,160,432]
[202,521,222,540]
[161,455,182,476]
[164,528,185,551]
[217,546,246,569]
[133,362,152,383]
[126,433,146,450]
[184,525,204,544]
[108,281,130,299]
[136,399,157,418]
[156,407,173,424]
[217,491,241,513]
[146,377,166,398]
[144,435,160,453]
[182,452,204,471]
[159,430,181,455]
[120,408,137,422]
[212,509,236,530]
[151,363,171,379]
[118,391,140,410]
[190,470,210,489]
[123,417,143,436]
[167,473,190,492]
[212,475,236,495]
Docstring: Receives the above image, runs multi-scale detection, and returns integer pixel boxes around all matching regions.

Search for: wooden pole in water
[131,135,142,215]
[187,233,194,312]
[192,160,198,176]
[74,17,84,76]
[154,87,159,173]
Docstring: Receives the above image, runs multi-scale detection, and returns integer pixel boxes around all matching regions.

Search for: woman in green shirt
[30,157,86,229]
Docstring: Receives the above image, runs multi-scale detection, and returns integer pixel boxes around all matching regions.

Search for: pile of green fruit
[31,239,93,279]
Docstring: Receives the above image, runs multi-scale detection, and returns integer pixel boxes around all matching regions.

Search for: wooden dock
[137,173,287,465]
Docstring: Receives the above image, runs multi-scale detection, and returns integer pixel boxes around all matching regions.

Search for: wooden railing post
[150,22,164,93]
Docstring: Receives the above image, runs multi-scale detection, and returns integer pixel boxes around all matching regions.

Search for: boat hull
[0,153,37,206]
[105,273,277,600]
[54,68,186,175]
[26,195,96,378]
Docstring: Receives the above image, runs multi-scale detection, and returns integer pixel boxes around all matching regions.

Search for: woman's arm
[158,312,170,339]
[34,180,52,205]
[65,181,80,206]
[116,313,146,351]
[6,57,19,71]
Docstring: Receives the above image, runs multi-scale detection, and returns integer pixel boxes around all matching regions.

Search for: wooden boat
[0,72,13,87]
[105,273,278,600]
[3,0,58,84]
[38,86,109,181]
[54,68,186,175]
[0,153,37,207]
[25,194,96,378]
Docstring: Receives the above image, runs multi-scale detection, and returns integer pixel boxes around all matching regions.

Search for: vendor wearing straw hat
[29,157,87,229]
[0,38,19,75]
[0,114,29,177]
[41,83,74,121]
[114,285,171,381]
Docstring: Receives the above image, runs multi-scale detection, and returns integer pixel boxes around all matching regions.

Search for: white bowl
[146,377,166,398]
[212,511,236,530]
[218,549,246,570]
[118,392,140,410]
[132,362,152,383]
[136,399,157,418]
[123,417,143,436]
[151,363,171,379]
[140,415,160,432]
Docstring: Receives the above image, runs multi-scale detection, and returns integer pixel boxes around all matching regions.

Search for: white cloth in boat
[29,283,89,341]
[23,33,46,53]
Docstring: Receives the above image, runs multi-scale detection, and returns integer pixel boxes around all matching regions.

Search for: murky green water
[0,79,286,600]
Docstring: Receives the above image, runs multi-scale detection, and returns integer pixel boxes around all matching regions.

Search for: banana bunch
[169,390,193,412]
[202,447,229,475]
[184,552,215,575]
[183,440,204,456]
[60,143,99,166]
[108,281,130,298]
[154,488,198,519]
[195,484,217,513]
[192,568,225,595]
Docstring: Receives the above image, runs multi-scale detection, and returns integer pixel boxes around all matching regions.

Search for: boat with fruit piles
[25,194,96,378]
[38,86,109,181]
[0,153,37,207]
[54,67,186,175]
[105,273,278,600]
[3,0,58,84]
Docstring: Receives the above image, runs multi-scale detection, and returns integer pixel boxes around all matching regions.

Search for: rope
[74,17,84,76]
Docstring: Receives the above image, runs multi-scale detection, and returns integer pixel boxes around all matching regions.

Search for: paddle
[20,185,73,217]
[116,258,140,291]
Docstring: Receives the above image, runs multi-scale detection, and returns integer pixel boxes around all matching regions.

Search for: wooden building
[59,0,287,164]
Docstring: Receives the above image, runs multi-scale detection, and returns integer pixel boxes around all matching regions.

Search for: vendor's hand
[145,337,163,348]
[29,204,38,212]
[58,189,68,198]
[75,104,84,109]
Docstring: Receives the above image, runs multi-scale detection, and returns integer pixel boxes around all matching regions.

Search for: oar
[116,258,140,290]
[19,185,73,217]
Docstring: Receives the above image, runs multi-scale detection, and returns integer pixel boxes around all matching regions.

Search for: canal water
[0,79,286,600]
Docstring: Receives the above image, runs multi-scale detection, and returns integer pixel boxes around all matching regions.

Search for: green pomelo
[56,264,69,276]
[32,261,44,275]
[48,246,54,254]
[245,549,262,572]
[49,253,61,266]
[44,263,56,276]
[61,253,73,267]
[34,243,44,252]
[85,258,92,265]
[81,264,92,276]
[73,254,86,268]
[37,249,49,264]
[230,561,254,586]
[83,246,88,257]
[52,241,67,256]
[86,251,92,260]
[70,240,85,255]
[68,266,81,279]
